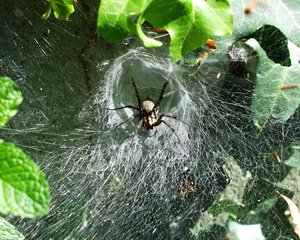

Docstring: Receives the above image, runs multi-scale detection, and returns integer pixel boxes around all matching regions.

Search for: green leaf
[247,25,291,66]
[0,141,50,218]
[0,77,23,128]
[249,197,278,216]
[247,39,300,127]
[127,13,162,47]
[284,145,300,168]
[0,217,24,240]
[43,0,75,20]
[210,200,242,219]
[143,0,233,61]
[97,0,233,61]
[231,0,300,47]
[97,0,151,41]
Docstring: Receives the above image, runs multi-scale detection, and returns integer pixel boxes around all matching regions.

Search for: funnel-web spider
[107,78,191,142]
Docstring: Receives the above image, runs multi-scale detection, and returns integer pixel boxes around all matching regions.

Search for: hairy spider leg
[153,119,181,143]
[106,77,142,111]
[154,118,191,153]
[152,126,159,137]
[132,78,142,109]
[154,114,194,149]
[106,105,140,111]
[159,114,195,128]
[115,114,140,128]
[129,119,143,147]
[163,89,176,98]
[154,82,169,110]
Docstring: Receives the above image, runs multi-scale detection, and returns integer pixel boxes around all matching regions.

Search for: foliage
[43,0,74,20]
[97,0,233,61]
[231,0,300,47]
[97,0,151,41]
[0,140,50,217]
[0,77,50,238]
[0,217,24,240]
[248,38,300,128]
[0,77,22,128]
[215,0,300,129]
[209,200,242,219]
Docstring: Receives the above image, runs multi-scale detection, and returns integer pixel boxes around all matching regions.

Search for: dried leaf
[205,39,217,51]
[273,151,281,163]
[276,191,300,238]
[153,27,167,34]
[196,52,209,63]
[277,84,299,91]
[244,0,267,15]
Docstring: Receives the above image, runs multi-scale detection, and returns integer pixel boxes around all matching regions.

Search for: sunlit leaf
[0,77,23,128]
[0,141,51,218]
[97,0,233,61]
[276,191,300,238]
[0,217,24,240]
[246,39,300,127]
[231,0,300,47]
[248,25,291,66]
[97,0,151,41]
[143,0,233,61]
[43,0,75,20]
[127,13,162,47]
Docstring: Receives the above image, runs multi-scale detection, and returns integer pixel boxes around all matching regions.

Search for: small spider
[176,169,197,199]
[107,78,190,142]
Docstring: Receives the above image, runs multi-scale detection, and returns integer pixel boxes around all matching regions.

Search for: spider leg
[106,105,140,111]
[154,82,169,109]
[129,119,143,147]
[159,114,195,128]
[132,78,142,109]
[149,126,159,138]
[115,114,140,128]
[153,119,181,143]
[163,89,176,98]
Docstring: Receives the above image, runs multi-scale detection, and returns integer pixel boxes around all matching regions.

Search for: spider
[176,169,197,200]
[107,78,190,142]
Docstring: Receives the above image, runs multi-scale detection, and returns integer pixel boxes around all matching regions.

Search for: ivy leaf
[0,77,23,128]
[0,141,50,218]
[127,13,162,47]
[97,0,151,41]
[142,0,233,61]
[247,25,291,66]
[0,217,24,240]
[246,39,300,127]
[231,0,300,47]
[97,0,233,61]
[43,0,75,20]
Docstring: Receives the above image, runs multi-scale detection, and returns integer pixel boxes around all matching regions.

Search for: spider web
[1,1,300,240]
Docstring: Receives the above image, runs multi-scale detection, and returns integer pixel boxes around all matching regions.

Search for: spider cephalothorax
[141,100,159,129]
[107,78,190,142]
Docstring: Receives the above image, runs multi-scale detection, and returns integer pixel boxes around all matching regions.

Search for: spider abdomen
[142,100,155,113]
